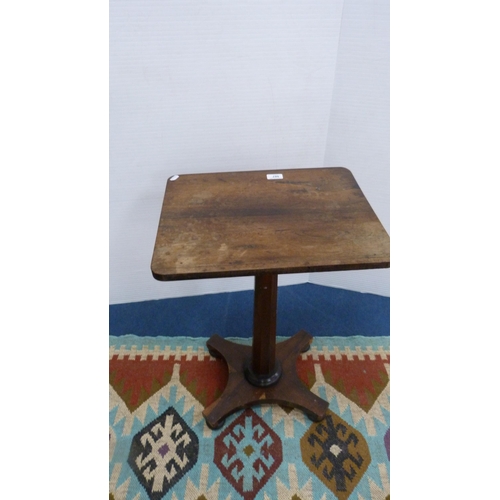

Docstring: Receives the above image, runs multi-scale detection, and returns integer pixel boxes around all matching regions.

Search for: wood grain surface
[151,167,389,280]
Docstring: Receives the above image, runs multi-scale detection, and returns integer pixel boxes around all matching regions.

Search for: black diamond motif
[300,411,370,500]
[128,407,198,500]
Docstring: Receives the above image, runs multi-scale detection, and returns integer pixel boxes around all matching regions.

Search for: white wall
[311,0,390,296]
[109,0,389,304]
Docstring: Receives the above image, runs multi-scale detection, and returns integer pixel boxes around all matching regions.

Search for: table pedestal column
[244,273,281,386]
[202,273,329,430]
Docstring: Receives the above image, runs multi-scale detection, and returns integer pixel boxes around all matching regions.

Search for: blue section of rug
[109,283,389,338]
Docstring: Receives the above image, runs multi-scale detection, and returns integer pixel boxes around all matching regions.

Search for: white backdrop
[311,0,390,296]
[109,0,389,304]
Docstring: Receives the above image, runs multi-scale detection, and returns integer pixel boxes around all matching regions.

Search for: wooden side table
[151,167,390,429]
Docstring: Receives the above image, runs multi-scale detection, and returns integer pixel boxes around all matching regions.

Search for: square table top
[151,167,389,281]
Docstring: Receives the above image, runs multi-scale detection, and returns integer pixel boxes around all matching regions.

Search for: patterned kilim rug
[109,335,390,500]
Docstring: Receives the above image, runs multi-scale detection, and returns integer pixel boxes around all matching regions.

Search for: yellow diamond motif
[244,445,254,457]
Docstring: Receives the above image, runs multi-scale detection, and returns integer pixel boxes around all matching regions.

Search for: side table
[151,167,390,429]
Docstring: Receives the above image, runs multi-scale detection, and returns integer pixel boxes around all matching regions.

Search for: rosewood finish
[151,167,389,281]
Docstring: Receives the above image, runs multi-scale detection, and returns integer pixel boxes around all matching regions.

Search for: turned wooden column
[244,273,282,387]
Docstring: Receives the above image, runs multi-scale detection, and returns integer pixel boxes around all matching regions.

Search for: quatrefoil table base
[203,329,329,430]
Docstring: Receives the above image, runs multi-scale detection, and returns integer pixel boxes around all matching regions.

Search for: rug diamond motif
[127,407,198,500]
[300,410,371,500]
[214,409,282,500]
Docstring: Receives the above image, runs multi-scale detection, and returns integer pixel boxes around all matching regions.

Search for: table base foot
[202,330,329,430]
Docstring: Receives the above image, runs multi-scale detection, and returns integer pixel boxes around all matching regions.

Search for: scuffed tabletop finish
[151,167,389,280]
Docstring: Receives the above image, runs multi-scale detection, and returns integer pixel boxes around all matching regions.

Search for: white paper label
[267,173,283,180]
